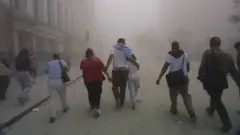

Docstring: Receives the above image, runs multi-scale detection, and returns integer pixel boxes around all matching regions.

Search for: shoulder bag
[166,55,187,88]
[59,60,71,83]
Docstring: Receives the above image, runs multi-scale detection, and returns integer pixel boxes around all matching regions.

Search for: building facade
[0,0,75,63]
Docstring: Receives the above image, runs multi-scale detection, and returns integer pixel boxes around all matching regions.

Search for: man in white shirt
[47,53,69,123]
[105,38,139,109]
[156,41,196,122]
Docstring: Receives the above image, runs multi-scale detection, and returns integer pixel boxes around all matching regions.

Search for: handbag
[59,60,71,83]
[166,55,187,88]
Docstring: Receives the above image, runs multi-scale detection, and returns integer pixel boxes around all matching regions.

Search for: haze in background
[82,0,240,64]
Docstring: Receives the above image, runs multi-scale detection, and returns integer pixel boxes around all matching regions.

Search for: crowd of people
[1,37,240,134]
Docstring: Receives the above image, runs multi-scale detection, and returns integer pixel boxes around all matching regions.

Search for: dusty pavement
[2,62,240,135]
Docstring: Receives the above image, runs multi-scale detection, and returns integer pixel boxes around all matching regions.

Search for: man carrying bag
[47,53,70,123]
[156,41,197,123]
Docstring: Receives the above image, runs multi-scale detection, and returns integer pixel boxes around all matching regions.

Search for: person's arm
[228,55,240,87]
[80,61,83,70]
[103,69,112,83]
[104,54,113,72]
[128,57,140,69]
[156,62,170,85]
[187,62,190,72]
[228,55,240,99]
[237,54,240,71]
[197,51,208,82]
[99,58,111,82]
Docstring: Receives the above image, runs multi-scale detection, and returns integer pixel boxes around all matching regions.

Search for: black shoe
[132,105,136,110]
[206,108,214,117]
[169,109,178,115]
[63,108,69,114]
[190,116,197,123]
[92,109,101,118]
[49,117,56,124]
[221,126,232,133]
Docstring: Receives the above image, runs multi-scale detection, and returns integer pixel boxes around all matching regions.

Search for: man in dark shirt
[15,49,33,105]
[198,37,240,133]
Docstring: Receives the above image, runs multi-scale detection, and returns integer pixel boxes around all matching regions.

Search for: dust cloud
[81,0,240,64]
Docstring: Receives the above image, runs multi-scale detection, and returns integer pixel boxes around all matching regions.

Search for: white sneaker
[96,109,102,115]
[93,109,102,118]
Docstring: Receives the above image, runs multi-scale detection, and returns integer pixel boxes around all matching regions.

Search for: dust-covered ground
[4,0,240,134]
[5,60,240,135]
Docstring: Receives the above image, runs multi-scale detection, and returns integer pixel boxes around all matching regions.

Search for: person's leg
[19,72,32,102]
[57,82,69,112]
[112,71,120,108]
[169,88,179,115]
[17,72,29,104]
[119,71,128,107]
[0,76,9,100]
[128,77,136,108]
[179,83,196,118]
[90,82,98,110]
[0,76,5,100]
[85,83,94,110]
[211,89,232,132]
[48,80,58,123]
[206,90,215,116]
[95,82,102,109]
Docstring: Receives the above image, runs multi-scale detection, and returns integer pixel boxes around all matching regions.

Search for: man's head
[85,48,94,58]
[171,41,180,51]
[53,53,60,60]
[117,38,126,45]
[235,41,240,52]
[210,37,221,48]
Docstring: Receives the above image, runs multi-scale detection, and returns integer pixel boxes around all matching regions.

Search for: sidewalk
[0,66,81,123]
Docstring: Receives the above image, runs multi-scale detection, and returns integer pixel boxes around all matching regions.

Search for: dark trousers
[169,81,196,117]
[0,76,10,100]
[207,89,232,128]
[85,81,102,109]
[112,70,129,106]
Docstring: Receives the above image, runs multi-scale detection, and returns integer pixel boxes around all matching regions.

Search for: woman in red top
[80,48,111,117]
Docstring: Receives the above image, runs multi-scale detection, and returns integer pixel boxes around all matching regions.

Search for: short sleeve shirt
[165,53,189,76]
[110,44,133,70]
[80,57,105,83]
[48,60,67,79]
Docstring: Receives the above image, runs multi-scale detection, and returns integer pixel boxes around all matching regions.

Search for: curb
[0,76,82,133]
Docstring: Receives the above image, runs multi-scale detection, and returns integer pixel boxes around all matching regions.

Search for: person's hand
[108,77,112,83]
[156,79,160,85]
[103,66,108,72]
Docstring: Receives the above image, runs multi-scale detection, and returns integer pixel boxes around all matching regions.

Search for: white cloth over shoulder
[110,44,133,70]
[165,53,189,76]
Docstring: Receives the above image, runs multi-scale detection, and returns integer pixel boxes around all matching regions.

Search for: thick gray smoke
[81,0,240,64]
